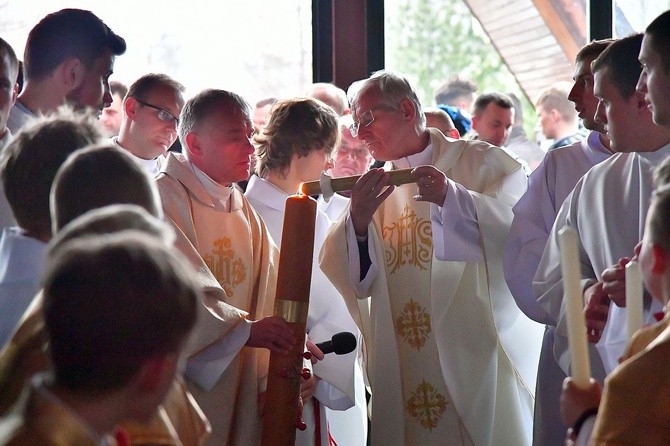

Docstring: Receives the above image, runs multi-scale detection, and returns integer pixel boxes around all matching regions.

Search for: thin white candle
[626,260,644,340]
[558,226,591,388]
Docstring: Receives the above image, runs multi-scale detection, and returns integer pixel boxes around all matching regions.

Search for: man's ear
[399,97,416,122]
[124,96,139,120]
[652,244,667,274]
[10,82,17,106]
[448,128,460,139]
[470,115,479,131]
[550,108,561,123]
[59,57,85,91]
[184,131,201,161]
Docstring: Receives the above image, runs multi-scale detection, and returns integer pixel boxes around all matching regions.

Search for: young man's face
[593,67,639,152]
[568,55,604,132]
[637,34,670,127]
[471,102,513,147]
[0,50,17,137]
[127,84,184,159]
[99,91,124,137]
[66,50,115,115]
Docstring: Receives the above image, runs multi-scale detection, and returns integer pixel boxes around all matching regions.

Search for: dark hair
[52,144,161,231]
[472,92,514,117]
[0,110,101,238]
[125,73,184,102]
[434,76,478,106]
[575,39,615,64]
[254,97,339,178]
[23,9,126,81]
[645,10,670,72]
[43,232,198,394]
[592,33,643,100]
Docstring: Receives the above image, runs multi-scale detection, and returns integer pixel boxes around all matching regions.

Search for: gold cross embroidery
[396,299,431,350]
[406,379,447,430]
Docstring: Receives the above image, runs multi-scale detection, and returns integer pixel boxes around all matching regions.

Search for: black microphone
[315,332,357,355]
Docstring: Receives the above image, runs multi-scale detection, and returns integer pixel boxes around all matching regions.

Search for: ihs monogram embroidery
[204,237,246,296]
[382,204,432,275]
[396,299,432,350]
[406,379,447,430]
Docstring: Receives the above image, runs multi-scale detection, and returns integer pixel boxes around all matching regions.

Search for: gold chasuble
[157,153,278,446]
[378,187,473,444]
[320,129,538,446]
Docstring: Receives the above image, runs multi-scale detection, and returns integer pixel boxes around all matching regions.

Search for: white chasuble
[320,129,536,446]
[376,185,473,445]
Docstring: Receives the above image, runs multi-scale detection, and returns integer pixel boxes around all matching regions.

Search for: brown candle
[261,194,317,446]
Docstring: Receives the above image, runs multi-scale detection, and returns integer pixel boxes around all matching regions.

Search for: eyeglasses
[349,106,396,138]
[136,99,180,125]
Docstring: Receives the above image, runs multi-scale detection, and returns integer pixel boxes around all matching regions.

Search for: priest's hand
[350,168,395,237]
[560,377,601,428]
[601,257,630,307]
[247,316,295,354]
[411,165,447,206]
[584,282,610,343]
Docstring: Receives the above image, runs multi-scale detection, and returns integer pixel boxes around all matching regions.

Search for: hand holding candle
[559,226,591,389]
[625,260,644,341]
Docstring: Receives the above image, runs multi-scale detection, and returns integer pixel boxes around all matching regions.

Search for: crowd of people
[0,6,669,446]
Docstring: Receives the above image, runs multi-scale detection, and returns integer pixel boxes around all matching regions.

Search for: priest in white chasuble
[156,89,297,446]
[319,71,543,446]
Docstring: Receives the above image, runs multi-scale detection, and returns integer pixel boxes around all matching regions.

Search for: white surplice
[503,131,611,446]
[246,175,367,446]
[535,144,670,377]
[321,129,543,445]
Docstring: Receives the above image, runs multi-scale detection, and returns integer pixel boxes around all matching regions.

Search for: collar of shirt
[111,138,161,177]
[391,138,434,169]
[246,175,288,212]
[0,128,12,149]
[190,162,233,211]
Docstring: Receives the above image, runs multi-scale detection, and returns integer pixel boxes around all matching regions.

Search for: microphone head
[331,331,357,355]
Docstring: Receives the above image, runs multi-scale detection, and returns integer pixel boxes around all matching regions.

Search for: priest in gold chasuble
[320,71,543,446]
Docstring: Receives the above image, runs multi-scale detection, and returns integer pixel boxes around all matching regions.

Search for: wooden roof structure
[463,0,587,103]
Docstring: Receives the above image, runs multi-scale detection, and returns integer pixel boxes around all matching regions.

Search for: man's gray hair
[178,89,251,153]
[347,70,426,128]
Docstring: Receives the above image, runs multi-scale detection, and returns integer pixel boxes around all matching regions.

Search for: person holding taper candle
[560,175,670,445]
[535,34,670,379]
[245,97,367,446]
[320,70,543,445]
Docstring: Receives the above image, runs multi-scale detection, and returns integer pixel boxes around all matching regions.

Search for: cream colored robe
[157,153,278,446]
[320,129,539,445]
